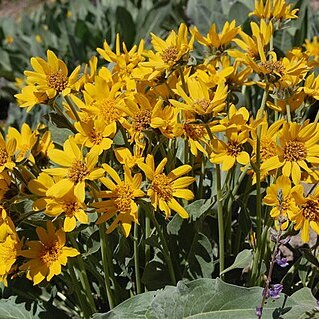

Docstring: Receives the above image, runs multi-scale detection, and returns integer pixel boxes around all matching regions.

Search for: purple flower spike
[269,284,283,299]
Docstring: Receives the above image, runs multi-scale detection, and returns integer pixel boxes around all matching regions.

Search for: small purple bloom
[275,252,289,267]
[269,284,283,299]
[256,306,262,317]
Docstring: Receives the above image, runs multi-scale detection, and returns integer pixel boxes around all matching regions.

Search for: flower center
[261,137,277,160]
[47,69,68,92]
[152,173,173,201]
[0,147,8,166]
[114,183,134,213]
[259,60,285,75]
[226,140,242,157]
[161,45,179,65]
[93,98,121,125]
[40,241,61,266]
[68,160,89,184]
[301,199,319,222]
[193,99,211,112]
[133,110,151,132]
[88,130,103,145]
[63,200,79,217]
[183,123,206,140]
[283,140,307,162]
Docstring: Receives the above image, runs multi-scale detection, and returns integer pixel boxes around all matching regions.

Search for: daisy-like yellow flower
[20,221,79,285]
[0,172,11,201]
[44,137,104,200]
[191,20,240,52]
[249,0,298,22]
[7,123,37,163]
[170,78,228,118]
[23,50,80,100]
[304,36,319,63]
[263,175,299,230]
[0,132,16,173]
[138,155,195,219]
[45,188,88,232]
[140,23,194,79]
[261,121,319,185]
[0,206,20,286]
[210,130,250,171]
[92,164,144,237]
[290,185,319,242]
[114,145,144,169]
[15,85,47,111]
[74,118,113,155]
[97,35,146,90]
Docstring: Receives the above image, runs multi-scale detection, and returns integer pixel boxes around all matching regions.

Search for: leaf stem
[133,222,142,294]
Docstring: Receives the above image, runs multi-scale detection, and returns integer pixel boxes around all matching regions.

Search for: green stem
[286,103,292,122]
[216,164,225,276]
[68,260,91,319]
[65,95,81,122]
[148,209,176,285]
[133,223,142,294]
[179,67,189,95]
[99,224,115,309]
[70,236,97,314]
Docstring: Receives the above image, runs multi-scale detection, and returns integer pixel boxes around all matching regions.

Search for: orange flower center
[261,137,277,160]
[47,69,68,92]
[283,140,307,161]
[114,183,134,213]
[68,160,89,184]
[133,110,151,132]
[152,173,173,201]
[183,123,206,140]
[194,98,210,112]
[88,130,103,145]
[0,147,8,166]
[259,60,285,75]
[301,199,319,222]
[63,200,79,217]
[161,45,179,65]
[40,241,61,265]
[226,140,242,157]
[93,98,121,125]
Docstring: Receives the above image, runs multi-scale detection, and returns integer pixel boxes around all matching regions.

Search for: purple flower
[269,284,283,299]
[256,306,262,317]
[275,252,289,267]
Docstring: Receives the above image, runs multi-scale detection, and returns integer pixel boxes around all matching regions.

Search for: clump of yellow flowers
[1,0,319,313]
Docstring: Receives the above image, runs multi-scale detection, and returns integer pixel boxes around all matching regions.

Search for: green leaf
[167,214,183,235]
[229,2,251,26]
[221,249,253,275]
[92,278,317,319]
[0,296,39,319]
[186,199,215,221]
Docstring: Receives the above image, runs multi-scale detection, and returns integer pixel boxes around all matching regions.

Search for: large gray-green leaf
[0,296,39,319]
[220,249,253,275]
[92,278,317,319]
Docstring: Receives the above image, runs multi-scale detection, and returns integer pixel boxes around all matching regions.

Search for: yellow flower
[0,206,20,286]
[0,132,16,173]
[290,186,319,242]
[5,35,14,45]
[114,145,144,169]
[45,188,88,232]
[44,137,104,200]
[92,164,144,237]
[261,122,319,185]
[263,175,299,230]
[138,155,195,219]
[23,50,80,99]
[7,123,37,163]
[304,36,319,63]
[97,35,146,90]
[74,118,113,155]
[249,0,298,22]
[20,221,79,285]
[170,78,227,117]
[140,23,194,79]
[210,130,250,171]
[14,85,47,111]
[0,172,11,201]
[191,20,240,51]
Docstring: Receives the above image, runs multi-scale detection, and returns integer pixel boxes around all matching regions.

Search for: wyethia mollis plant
[1,0,319,317]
